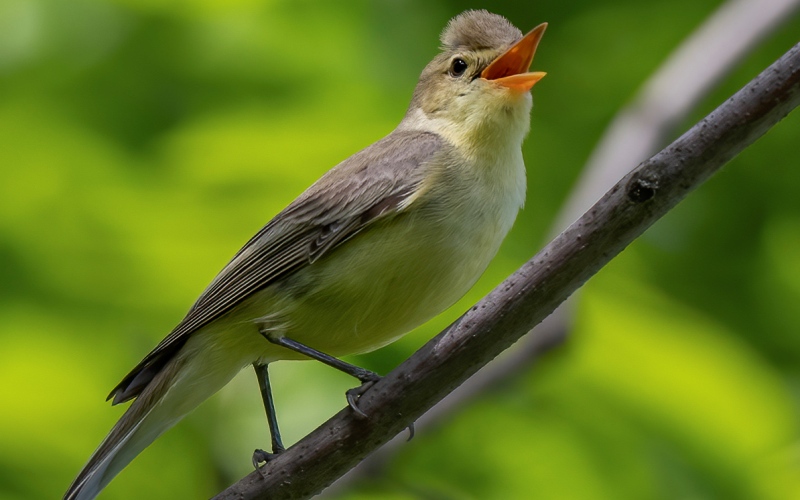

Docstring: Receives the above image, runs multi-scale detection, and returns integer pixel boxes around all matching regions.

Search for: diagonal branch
[214,41,800,500]
[329,2,800,490]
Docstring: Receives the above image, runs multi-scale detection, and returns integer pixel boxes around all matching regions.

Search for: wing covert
[109,130,443,403]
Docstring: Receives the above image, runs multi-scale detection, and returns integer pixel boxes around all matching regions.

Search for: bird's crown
[440,10,522,52]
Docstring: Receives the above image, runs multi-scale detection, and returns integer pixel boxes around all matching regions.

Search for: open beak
[481,22,547,92]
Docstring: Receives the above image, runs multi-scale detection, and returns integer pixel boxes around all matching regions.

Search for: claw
[345,377,379,419]
[252,448,284,477]
[406,422,415,441]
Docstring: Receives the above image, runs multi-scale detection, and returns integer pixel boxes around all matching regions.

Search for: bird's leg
[251,362,285,474]
[259,330,381,418]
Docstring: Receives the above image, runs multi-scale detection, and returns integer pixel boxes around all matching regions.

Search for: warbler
[65,10,546,499]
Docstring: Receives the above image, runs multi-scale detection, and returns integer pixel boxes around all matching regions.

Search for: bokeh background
[2,0,799,498]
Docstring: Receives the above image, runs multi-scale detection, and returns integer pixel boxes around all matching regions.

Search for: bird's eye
[449,58,468,77]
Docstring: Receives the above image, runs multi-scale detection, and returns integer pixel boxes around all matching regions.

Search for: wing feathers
[108,130,443,403]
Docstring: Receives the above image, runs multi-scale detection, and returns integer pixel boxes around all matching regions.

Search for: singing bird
[65,10,546,499]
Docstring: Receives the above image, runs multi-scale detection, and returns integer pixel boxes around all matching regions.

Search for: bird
[65,9,546,499]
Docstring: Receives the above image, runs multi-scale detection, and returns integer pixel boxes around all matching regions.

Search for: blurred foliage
[0,0,799,498]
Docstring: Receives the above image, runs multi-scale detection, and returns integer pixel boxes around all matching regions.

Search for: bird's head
[402,10,546,154]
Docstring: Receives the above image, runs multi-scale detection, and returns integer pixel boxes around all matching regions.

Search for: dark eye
[449,58,468,77]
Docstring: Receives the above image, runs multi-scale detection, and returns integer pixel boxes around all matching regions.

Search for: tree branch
[328,2,800,490]
[214,41,800,500]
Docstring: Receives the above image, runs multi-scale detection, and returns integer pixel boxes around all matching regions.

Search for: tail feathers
[64,355,187,500]
[64,344,248,500]
[64,410,152,500]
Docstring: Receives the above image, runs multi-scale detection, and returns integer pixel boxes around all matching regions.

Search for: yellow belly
[191,147,526,367]
[265,210,496,356]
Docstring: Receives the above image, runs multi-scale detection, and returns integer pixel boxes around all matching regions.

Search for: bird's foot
[344,373,415,440]
[345,372,381,419]
[252,445,286,477]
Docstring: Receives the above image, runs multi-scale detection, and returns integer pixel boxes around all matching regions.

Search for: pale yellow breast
[259,143,525,358]
[232,97,531,363]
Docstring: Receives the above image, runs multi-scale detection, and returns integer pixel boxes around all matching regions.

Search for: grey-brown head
[402,10,547,150]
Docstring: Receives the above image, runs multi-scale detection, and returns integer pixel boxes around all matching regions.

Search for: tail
[64,342,248,500]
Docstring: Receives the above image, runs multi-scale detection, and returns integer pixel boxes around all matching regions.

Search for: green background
[1,0,799,498]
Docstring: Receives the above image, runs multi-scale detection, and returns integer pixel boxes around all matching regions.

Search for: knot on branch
[627,175,658,203]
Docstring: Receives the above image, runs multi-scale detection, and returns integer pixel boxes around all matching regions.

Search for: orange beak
[481,22,547,92]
